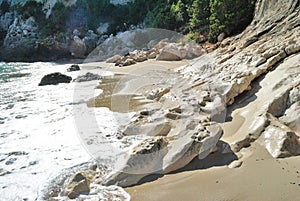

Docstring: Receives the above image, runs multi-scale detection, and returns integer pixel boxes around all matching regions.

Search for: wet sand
[82,60,189,112]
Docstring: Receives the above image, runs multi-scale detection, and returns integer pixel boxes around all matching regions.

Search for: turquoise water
[0,62,31,82]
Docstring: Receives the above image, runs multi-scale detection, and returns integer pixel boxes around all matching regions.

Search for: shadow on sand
[136,140,237,186]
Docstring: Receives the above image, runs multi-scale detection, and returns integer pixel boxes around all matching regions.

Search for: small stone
[67,64,80,72]
[123,58,136,66]
[228,160,243,168]
[166,113,181,120]
[63,172,91,199]
[5,158,17,165]
[148,51,157,59]
[15,115,27,119]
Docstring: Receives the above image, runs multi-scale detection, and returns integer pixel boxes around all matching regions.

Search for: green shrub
[209,0,256,42]
[187,0,210,33]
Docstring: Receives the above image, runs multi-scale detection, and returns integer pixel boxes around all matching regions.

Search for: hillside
[0,0,256,61]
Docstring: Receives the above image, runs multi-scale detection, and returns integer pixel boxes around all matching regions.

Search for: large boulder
[156,43,204,61]
[39,73,72,86]
[106,55,122,63]
[260,115,300,158]
[156,43,181,61]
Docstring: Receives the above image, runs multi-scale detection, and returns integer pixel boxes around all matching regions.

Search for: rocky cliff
[0,0,136,62]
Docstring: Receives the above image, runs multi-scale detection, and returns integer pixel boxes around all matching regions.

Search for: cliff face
[195,0,300,155]
[0,0,134,61]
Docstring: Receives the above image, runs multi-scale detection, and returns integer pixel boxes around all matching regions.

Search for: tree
[209,0,256,42]
[187,0,210,33]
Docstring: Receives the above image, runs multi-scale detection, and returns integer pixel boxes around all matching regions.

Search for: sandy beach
[124,53,300,201]
[126,143,300,201]
[79,56,300,201]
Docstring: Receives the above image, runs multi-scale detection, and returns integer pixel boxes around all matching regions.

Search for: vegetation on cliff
[0,0,256,43]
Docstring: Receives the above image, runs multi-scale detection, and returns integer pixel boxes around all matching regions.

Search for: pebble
[228,160,243,168]
[5,158,17,165]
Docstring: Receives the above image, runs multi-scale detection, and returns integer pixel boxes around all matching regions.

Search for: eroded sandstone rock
[62,172,92,199]
[260,115,300,158]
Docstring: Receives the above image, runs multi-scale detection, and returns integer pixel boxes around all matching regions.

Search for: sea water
[0,62,131,200]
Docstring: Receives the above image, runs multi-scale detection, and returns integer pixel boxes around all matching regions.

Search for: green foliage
[79,0,113,29]
[0,0,256,43]
[187,0,210,33]
[43,2,71,35]
[208,0,256,42]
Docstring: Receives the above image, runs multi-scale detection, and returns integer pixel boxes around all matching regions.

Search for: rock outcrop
[196,0,300,157]
[39,72,72,86]
[86,64,226,187]
[104,42,205,67]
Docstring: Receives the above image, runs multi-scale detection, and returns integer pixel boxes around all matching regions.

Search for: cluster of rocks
[70,0,300,193]
[105,41,205,67]
[106,49,158,67]
[38,64,102,86]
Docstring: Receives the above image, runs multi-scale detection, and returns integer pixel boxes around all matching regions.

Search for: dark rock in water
[67,64,81,72]
[74,72,101,82]
[39,73,72,86]
[15,115,27,119]
[5,158,17,165]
